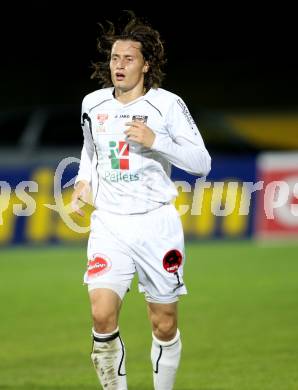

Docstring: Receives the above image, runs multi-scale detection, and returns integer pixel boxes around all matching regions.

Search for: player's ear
[143,62,149,73]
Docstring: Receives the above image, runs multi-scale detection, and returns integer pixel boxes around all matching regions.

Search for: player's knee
[91,306,117,333]
[153,317,177,341]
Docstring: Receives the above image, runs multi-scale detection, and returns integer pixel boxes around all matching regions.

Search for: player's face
[110,40,148,93]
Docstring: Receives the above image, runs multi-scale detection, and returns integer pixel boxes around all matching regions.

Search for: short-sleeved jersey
[76,87,211,214]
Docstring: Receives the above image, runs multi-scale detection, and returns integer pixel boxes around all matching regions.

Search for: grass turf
[0,241,298,389]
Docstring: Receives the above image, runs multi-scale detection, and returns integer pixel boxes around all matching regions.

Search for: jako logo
[109,141,129,169]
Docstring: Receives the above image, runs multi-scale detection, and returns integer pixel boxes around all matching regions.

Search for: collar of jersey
[111,88,153,107]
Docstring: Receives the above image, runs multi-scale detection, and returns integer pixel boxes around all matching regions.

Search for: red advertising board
[256,153,298,238]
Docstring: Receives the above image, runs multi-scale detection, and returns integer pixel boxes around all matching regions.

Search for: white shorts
[84,203,187,303]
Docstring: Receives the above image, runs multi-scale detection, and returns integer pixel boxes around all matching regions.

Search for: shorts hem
[87,282,129,300]
[144,290,187,304]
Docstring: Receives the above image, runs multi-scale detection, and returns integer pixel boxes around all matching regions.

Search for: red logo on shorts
[163,250,183,273]
[87,254,111,279]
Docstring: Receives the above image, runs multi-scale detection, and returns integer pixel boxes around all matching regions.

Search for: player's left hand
[124,121,155,148]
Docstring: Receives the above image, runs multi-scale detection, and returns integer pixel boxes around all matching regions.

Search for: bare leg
[89,288,127,390]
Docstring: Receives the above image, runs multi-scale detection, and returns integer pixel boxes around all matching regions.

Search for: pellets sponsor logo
[104,171,140,182]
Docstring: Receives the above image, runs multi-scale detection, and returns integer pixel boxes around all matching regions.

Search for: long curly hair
[91,11,166,90]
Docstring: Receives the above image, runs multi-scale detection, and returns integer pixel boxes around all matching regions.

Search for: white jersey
[76,87,211,214]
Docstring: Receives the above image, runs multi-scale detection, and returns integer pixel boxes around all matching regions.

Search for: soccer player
[72,11,211,390]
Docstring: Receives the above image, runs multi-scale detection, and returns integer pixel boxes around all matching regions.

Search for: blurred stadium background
[0,3,298,389]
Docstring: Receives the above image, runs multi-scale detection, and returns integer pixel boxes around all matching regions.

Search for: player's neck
[114,85,146,104]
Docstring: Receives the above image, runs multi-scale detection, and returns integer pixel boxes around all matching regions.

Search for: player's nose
[115,59,125,69]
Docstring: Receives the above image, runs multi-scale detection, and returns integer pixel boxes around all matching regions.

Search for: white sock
[151,329,182,390]
[91,327,127,390]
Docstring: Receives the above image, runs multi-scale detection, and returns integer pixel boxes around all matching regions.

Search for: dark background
[1,2,297,112]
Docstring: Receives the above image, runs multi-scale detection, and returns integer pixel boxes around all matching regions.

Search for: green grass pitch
[0,241,298,389]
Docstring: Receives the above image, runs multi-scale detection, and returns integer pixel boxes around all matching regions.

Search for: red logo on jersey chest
[96,113,108,132]
[97,113,108,122]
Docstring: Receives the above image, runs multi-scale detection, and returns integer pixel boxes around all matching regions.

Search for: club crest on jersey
[86,253,112,279]
[96,113,108,132]
[132,115,148,123]
[163,249,183,273]
[109,141,129,169]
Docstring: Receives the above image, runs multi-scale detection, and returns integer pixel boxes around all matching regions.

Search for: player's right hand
[71,180,91,217]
